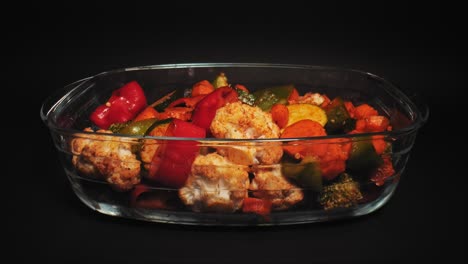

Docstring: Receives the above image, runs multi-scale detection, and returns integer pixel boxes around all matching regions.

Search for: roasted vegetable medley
[70,72,396,218]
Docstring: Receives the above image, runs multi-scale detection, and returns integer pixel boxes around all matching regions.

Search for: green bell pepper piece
[282,156,322,192]
[253,85,295,111]
[115,118,159,136]
[346,137,383,173]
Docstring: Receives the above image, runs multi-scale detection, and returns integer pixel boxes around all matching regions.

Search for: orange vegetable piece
[242,197,272,218]
[344,101,356,118]
[372,136,387,155]
[354,104,378,119]
[364,116,390,132]
[320,94,331,108]
[156,107,192,121]
[318,139,350,180]
[270,104,289,129]
[371,156,395,186]
[355,119,366,132]
[134,106,159,122]
[281,120,327,158]
[234,84,249,93]
[354,116,390,133]
[191,80,214,97]
[320,159,347,180]
[168,95,206,109]
[288,88,300,102]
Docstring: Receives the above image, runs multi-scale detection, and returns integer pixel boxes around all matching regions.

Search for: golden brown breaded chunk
[210,102,283,165]
[71,128,141,192]
[179,153,249,212]
[139,123,170,170]
[250,165,304,210]
[140,140,158,168]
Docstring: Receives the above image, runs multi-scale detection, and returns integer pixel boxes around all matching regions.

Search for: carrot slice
[234,84,249,93]
[156,107,193,121]
[281,120,327,158]
[134,107,159,122]
[318,139,350,180]
[372,136,387,155]
[191,80,214,97]
[344,101,356,118]
[355,119,366,132]
[270,104,289,129]
[288,88,300,102]
[354,104,378,119]
[365,116,390,132]
[320,159,346,181]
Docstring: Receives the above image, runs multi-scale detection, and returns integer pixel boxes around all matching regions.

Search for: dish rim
[40,63,429,141]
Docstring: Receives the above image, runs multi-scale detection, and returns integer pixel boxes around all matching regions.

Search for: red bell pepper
[242,197,272,219]
[191,87,238,132]
[90,81,147,129]
[130,184,174,209]
[148,119,206,188]
[370,156,395,186]
[130,184,151,207]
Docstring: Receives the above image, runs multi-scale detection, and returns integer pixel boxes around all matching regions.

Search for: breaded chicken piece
[179,153,249,212]
[71,128,141,192]
[210,102,283,165]
[250,165,304,210]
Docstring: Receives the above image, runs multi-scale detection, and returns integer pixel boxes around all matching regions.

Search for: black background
[8,3,467,263]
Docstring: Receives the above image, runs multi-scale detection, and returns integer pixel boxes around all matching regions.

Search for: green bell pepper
[282,156,322,192]
[253,85,296,111]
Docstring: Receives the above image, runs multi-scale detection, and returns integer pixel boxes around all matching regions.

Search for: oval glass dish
[41,63,428,226]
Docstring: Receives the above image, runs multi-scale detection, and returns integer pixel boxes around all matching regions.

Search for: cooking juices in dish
[42,64,427,225]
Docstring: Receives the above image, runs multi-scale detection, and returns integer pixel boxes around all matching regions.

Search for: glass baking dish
[41,63,428,226]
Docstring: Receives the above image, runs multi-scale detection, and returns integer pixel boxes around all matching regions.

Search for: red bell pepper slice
[130,184,151,207]
[90,105,112,129]
[370,156,395,186]
[191,87,238,132]
[130,184,174,209]
[242,197,272,219]
[90,81,147,129]
[148,119,206,188]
